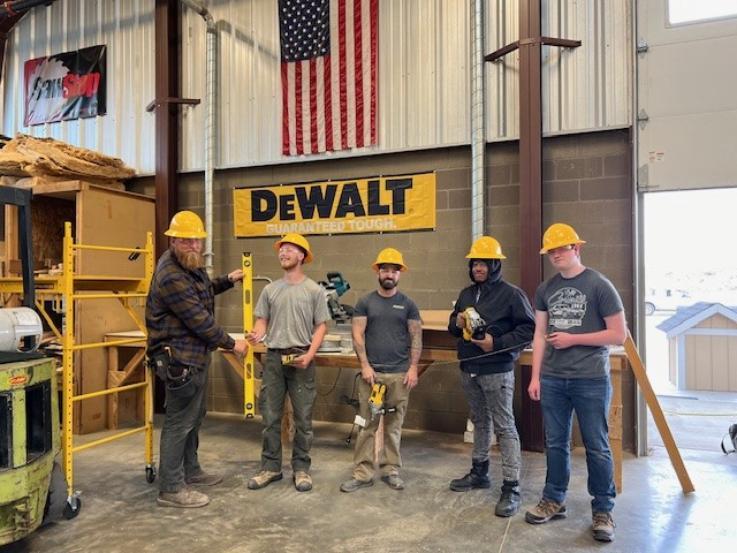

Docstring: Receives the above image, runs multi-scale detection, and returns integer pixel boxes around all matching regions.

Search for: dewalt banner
[233,173,436,237]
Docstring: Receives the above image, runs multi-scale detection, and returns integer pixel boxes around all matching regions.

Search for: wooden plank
[729,335,737,392]
[685,335,697,390]
[713,336,729,391]
[624,333,694,494]
[75,188,155,433]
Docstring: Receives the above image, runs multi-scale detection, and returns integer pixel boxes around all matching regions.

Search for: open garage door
[637,0,737,192]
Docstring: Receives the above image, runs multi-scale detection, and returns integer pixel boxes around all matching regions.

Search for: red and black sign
[24,45,106,126]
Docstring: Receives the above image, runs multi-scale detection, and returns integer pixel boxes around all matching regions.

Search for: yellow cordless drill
[368,381,396,421]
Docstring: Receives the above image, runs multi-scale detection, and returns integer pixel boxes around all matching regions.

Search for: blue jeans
[540,374,615,513]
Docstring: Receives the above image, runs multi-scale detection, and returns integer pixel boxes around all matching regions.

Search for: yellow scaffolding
[0,222,154,513]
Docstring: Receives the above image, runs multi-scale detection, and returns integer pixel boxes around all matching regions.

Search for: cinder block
[448,189,472,210]
[543,180,579,203]
[579,176,631,201]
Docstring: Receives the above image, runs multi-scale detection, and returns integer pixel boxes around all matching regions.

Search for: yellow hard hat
[372,247,408,271]
[540,223,586,254]
[164,210,207,239]
[465,236,506,260]
[274,232,313,263]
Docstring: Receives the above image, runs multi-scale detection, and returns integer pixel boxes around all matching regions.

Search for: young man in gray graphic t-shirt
[525,224,626,544]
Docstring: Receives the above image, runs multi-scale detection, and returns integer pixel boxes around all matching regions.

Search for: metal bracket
[145,97,201,113]
[637,39,649,54]
[637,109,650,129]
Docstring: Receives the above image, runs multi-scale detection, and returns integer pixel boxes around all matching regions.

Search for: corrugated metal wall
[1,0,156,173]
[2,0,630,174]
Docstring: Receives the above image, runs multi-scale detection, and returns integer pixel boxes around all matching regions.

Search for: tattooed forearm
[408,319,423,365]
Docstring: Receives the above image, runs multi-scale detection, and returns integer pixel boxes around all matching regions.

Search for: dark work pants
[158,365,208,493]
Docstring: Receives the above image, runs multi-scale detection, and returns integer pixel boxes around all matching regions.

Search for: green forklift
[0,186,77,546]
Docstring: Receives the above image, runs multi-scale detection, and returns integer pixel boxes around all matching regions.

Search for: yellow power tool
[462,307,488,341]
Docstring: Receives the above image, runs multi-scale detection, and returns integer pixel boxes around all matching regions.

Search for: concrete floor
[4,415,737,553]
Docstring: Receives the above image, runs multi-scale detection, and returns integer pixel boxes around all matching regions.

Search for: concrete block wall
[132,128,633,434]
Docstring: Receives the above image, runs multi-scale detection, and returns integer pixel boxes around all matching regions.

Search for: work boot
[185,471,223,487]
[592,512,616,542]
[381,474,405,491]
[340,478,374,493]
[449,459,491,492]
[524,498,567,524]
[293,470,313,492]
[247,470,283,490]
[156,487,209,508]
[494,480,521,517]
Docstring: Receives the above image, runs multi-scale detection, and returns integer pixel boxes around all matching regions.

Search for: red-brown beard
[174,249,204,271]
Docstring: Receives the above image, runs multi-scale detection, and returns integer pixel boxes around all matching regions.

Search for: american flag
[279,0,378,156]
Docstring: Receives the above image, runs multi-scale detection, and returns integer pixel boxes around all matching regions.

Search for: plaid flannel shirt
[146,249,235,370]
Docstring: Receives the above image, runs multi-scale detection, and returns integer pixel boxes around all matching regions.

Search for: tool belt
[146,348,194,387]
[268,347,308,366]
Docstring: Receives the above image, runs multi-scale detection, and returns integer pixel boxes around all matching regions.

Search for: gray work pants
[158,364,208,492]
[461,370,521,482]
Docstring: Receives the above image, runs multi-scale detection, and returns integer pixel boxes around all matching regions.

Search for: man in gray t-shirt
[524,224,626,544]
[246,233,331,493]
[340,248,422,493]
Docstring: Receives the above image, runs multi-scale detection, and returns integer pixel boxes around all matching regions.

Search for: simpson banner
[24,45,107,126]
[233,173,436,237]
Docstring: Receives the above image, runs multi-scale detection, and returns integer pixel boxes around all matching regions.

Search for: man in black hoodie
[448,236,535,517]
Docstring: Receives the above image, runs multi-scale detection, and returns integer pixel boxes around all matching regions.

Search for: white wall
[2,0,632,174]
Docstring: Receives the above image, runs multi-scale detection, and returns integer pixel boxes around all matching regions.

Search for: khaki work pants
[352,371,411,481]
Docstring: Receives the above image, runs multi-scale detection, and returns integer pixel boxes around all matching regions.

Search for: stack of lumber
[0,134,135,182]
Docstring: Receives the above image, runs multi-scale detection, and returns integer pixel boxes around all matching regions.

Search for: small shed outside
[657,303,737,392]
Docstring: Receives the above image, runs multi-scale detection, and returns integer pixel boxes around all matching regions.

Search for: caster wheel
[146,466,156,484]
[63,497,81,520]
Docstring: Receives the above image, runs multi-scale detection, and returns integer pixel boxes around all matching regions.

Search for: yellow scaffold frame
[0,222,155,513]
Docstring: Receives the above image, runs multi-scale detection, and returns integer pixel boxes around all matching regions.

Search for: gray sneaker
[156,487,209,508]
[524,498,567,524]
[247,470,283,490]
[592,512,616,542]
[185,471,223,486]
[340,478,374,493]
[381,474,405,490]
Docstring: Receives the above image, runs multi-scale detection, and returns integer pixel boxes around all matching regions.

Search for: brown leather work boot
[185,471,223,487]
[293,470,313,492]
[156,487,209,508]
[247,470,283,490]
[524,498,567,524]
[592,512,616,542]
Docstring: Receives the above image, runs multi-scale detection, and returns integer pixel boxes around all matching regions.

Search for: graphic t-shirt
[534,268,624,378]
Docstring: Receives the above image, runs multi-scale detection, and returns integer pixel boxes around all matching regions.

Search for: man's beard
[379,277,396,290]
[175,249,204,271]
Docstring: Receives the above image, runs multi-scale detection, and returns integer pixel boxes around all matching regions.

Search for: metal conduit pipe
[0,0,55,19]
[181,0,216,276]
[470,0,486,240]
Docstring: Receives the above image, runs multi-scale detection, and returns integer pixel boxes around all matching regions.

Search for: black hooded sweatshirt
[448,259,535,374]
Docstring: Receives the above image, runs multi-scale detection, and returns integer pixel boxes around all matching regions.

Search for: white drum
[0,307,43,352]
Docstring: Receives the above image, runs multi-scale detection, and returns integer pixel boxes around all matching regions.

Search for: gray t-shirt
[534,268,624,378]
[354,290,421,373]
[255,277,332,349]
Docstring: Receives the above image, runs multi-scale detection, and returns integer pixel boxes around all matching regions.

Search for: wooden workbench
[104,327,631,491]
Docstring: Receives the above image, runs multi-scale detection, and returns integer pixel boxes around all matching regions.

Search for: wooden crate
[3,180,155,434]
